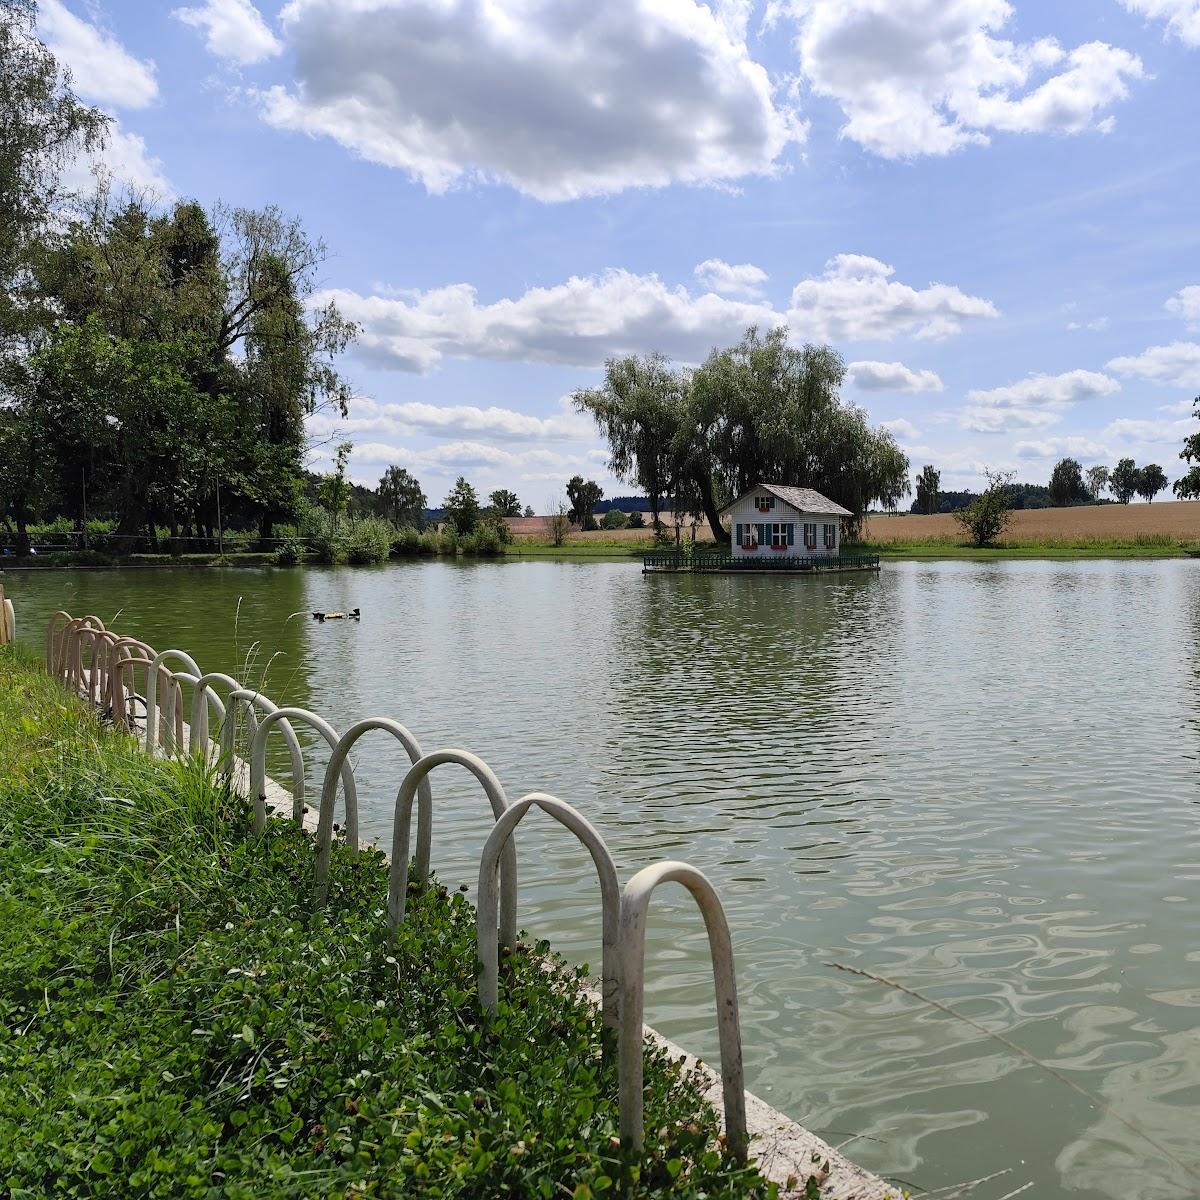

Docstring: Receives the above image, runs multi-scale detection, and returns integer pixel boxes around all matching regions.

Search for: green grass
[0,647,778,1199]
[851,534,1193,559]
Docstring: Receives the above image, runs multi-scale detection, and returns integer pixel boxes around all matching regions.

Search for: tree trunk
[15,510,30,558]
[694,468,730,545]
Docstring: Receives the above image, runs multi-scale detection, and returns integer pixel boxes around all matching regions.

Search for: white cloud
[62,122,174,197]
[1166,286,1200,328]
[259,0,804,201]
[694,259,769,298]
[174,0,282,65]
[1108,342,1200,387]
[39,0,158,108]
[960,368,1120,432]
[1118,0,1200,47]
[881,417,921,440]
[308,394,593,443]
[322,257,996,373]
[846,359,944,392]
[1014,436,1112,459]
[1103,416,1193,443]
[1066,316,1109,332]
[773,0,1143,158]
[786,255,998,341]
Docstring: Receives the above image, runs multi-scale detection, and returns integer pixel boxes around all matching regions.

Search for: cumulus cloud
[880,417,921,441]
[786,255,998,341]
[694,259,769,298]
[174,0,282,65]
[960,368,1120,432]
[846,359,944,392]
[65,124,174,196]
[321,257,996,372]
[39,0,158,108]
[1118,0,1200,47]
[259,0,803,201]
[1066,316,1109,332]
[308,395,593,443]
[1014,436,1112,459]
[1103,416,1194,443]
[771,0,1143,158]
[1108,342,1200,387]
[1166,286,1200,328]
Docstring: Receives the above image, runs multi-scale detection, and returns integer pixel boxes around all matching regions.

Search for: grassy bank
[0,648,776,1199]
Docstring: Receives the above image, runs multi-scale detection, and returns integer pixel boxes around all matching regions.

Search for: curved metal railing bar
[477,791,620,1031]
[108,638,159,732]
[46,609,73,673]
[248,706,357,852]
[1,585,15,647]
[387,749,515,948]
[617,861,747,1161]
[165,668,226,758]
[62,615,106,691]
[318,718,431,898]
[145,649,201,756]
[220,687,305,810]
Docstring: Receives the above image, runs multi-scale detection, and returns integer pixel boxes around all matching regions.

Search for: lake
[6,558,1199,1198]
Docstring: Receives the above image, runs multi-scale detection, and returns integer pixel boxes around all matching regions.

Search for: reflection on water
[8,558,1200,1198]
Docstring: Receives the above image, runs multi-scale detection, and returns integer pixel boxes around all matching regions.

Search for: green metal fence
[642,551,880,572]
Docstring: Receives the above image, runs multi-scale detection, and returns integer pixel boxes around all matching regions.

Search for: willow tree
[575,327,910,543]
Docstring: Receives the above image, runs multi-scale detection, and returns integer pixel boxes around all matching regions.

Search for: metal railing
[0,584,14,646]
[643,550,881,572]
[44,609,750,1162]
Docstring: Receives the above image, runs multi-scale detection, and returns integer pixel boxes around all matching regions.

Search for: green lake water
[5,559,1200,1198]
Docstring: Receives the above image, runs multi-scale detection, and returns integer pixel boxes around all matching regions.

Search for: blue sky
[38,0,1200,507]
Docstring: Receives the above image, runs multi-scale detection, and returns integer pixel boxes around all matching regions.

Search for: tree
[627,509,645,528]
[915,465,940,515]
[1110,458,1139,505]
[566,475,604,529]
[378,466,426,526]
[547,497,571,546]
[954,471,1016,547]
[1174,468,1200,499]
[316,442,353,533]
[522,505,534,517]
[575,328,910,544]
[601,509,629,530]
[1136,463,1168,503]
[1048,457,1085,506]
[488,489,521,517]
[1085,464,1109,501]
[1,0,107,348]
[442,476,480,534]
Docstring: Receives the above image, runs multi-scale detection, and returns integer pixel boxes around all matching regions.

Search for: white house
[720,483,852,559]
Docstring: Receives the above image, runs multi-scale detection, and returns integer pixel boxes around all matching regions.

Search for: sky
[37,0,1200,508]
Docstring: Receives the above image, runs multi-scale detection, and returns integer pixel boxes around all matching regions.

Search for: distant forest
[906,483,1112,514]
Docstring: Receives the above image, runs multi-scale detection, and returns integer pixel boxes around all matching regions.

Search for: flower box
[771,544,786,551]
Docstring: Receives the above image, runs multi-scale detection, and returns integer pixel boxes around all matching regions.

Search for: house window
[824,523,837,549]
[771,522,790,548]
[737,522,759,548]
[754,494,775,512]
[804,522,817,549]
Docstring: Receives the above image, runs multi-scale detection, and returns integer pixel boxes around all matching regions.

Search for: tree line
[0,2,354,555]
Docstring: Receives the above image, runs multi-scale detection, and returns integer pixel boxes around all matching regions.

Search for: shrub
[309,530,347,565]
[602,509,629,530]
[417,529,441,555]
[391,524,421,555]
[439,525,459,555]
[346,517,394,565]
[627,510,646,528]
[271,539,304,566]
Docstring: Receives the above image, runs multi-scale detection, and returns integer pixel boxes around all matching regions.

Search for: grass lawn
[0,647,776,1199]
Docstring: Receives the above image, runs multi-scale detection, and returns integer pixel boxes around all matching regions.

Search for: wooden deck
[643,551,881,575]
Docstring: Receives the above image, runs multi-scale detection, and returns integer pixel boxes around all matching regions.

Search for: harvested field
[863,500,1200,547]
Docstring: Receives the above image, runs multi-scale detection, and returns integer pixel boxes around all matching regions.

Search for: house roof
[719,483,853,518]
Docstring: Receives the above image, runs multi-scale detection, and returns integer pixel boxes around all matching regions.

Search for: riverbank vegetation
[0,646,780,1199]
